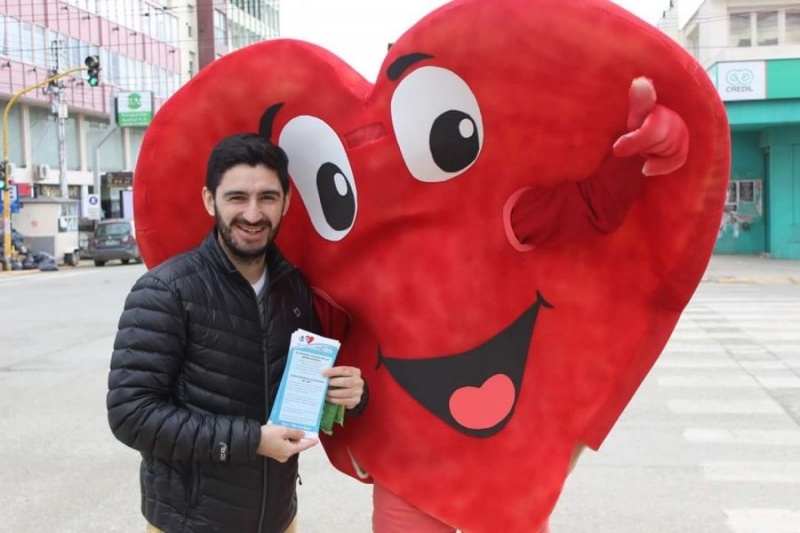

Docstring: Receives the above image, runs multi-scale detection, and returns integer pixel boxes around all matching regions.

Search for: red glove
[612,77,689,176]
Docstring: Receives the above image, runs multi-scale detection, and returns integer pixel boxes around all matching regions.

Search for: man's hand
[257,424,317,462]
[612,77,689,176]
[323,366,364,409]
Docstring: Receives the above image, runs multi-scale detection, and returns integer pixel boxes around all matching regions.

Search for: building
[658,1,800,259]
[196,0,279,69]
[0,0,281,263]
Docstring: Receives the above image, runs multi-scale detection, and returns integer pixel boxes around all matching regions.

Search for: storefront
[709,59,800,259]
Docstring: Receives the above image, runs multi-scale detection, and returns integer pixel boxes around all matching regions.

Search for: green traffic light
[84,55,100,87]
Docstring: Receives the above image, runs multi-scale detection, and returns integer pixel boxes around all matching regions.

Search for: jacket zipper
[256,287,269,533]
[256,267,291,532]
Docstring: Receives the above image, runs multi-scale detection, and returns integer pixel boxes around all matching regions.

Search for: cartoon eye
[391,66,483,183]
[279,116,357,241]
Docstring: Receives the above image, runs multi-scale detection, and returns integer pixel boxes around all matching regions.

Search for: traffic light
[0,160,6,191]
[85,55,100,87]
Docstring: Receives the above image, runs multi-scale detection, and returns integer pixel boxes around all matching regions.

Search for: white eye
[391,66,483,183]
[279,116,357,241]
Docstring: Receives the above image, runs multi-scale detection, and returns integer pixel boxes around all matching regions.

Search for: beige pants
[147,516,298,533]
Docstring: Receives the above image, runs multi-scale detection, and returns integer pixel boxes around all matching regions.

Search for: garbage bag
[38,259,58,272]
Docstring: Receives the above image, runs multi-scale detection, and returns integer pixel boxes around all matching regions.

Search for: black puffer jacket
[108,231,320,533]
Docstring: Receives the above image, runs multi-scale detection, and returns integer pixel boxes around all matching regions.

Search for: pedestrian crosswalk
[655,285,800,533]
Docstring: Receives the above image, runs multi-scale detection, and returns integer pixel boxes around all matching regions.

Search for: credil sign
[716,61,765,101]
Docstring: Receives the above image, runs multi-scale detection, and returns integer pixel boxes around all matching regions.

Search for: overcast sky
[280,0,689,80]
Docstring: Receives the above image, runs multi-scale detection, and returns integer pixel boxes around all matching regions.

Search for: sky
[279,0,678,81]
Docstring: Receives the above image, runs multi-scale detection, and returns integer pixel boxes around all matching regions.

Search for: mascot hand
[612,77,689,176]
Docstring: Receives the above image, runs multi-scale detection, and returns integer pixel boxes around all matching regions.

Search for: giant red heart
[134,0,730,530]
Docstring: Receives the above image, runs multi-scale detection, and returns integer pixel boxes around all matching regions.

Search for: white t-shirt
[251,269,267,295]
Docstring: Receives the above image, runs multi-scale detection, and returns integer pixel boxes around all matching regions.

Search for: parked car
[88,219,141,266]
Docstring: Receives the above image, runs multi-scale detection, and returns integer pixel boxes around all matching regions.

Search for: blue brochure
[268,329,341,439]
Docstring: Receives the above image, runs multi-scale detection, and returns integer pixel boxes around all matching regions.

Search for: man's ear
[282,188,291,217]
[202,187,215,217]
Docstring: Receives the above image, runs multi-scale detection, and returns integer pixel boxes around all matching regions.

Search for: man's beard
[216,209,282,264]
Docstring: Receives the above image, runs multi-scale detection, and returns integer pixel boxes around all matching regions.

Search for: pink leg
[372,483,457,533]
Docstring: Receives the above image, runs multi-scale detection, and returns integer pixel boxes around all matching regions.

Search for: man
[107,133,366,533]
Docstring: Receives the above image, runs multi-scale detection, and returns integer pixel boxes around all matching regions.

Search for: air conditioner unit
[34,164,50,181]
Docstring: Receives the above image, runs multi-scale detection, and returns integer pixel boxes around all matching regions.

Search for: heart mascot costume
[132,0,731,530]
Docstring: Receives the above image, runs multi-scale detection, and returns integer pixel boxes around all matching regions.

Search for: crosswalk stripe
[659,375,759,387]
[683,428,800,445]
[702,462,800,483]
[667,399,784,414]
[725,509,800,533]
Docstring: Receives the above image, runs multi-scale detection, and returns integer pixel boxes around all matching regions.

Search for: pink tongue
[449,374,516,430]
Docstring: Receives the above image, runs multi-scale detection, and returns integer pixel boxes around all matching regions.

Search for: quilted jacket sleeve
[107,275,262,464]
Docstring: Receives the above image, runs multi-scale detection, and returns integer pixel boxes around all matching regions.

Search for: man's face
[203,163,289,262]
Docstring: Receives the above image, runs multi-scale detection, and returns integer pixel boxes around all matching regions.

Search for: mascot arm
[311,289,368,415]
[311,287,351,341]
[509,77,689,248]
[509,154,645,247]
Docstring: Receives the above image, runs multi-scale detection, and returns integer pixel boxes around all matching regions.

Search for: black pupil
[429,110,479,173]
[316,162,355,231]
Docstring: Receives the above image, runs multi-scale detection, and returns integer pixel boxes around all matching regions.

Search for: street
[0,264,798,532]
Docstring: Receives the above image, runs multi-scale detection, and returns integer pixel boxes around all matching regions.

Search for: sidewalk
[702,254,800,284]
[2,255,800,284]
[0,259,95,279]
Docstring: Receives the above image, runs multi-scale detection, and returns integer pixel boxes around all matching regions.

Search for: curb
[0,260,94,279]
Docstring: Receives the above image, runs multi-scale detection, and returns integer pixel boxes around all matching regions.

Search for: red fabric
[312,288,351,341]
[373,483,457,533]
[510,155,645,247]
[132,0,730,530]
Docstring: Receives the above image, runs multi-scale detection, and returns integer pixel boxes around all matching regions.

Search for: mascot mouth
[378,292,552,437]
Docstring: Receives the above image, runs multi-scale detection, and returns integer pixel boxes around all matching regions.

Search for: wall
[764,126,800,259]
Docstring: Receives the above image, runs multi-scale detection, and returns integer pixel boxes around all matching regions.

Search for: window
[70,37,80,69]
[729,10,800,47]
[86,118,124,171]
[21,22,33,64]
[7,18,20,61]
[111,50,120,85]
[1,99,24,164]
[34,26,46,67]
[170,15,179,44]
[214,10,227,45]
[79,41,89,68]
[29,106,80,170]
[729,13,751,47]
[787,9,800,43]
[120,54,129,88]
[0,15,7,57]
[188,50,196,78]
[756,11,778,46]
[142,62,152,91]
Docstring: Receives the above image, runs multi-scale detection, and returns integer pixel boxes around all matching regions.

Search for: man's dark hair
[205,133,290,195]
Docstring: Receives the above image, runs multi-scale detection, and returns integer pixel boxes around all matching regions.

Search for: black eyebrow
[259,103,284,141]
[386,53,435,81]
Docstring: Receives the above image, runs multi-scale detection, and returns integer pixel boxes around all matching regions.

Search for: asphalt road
[0,264,798,532]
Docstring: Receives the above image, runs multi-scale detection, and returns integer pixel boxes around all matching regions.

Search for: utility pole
[48,39,69,199]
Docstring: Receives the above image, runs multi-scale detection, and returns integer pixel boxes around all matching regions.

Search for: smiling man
[107,133,367,533]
